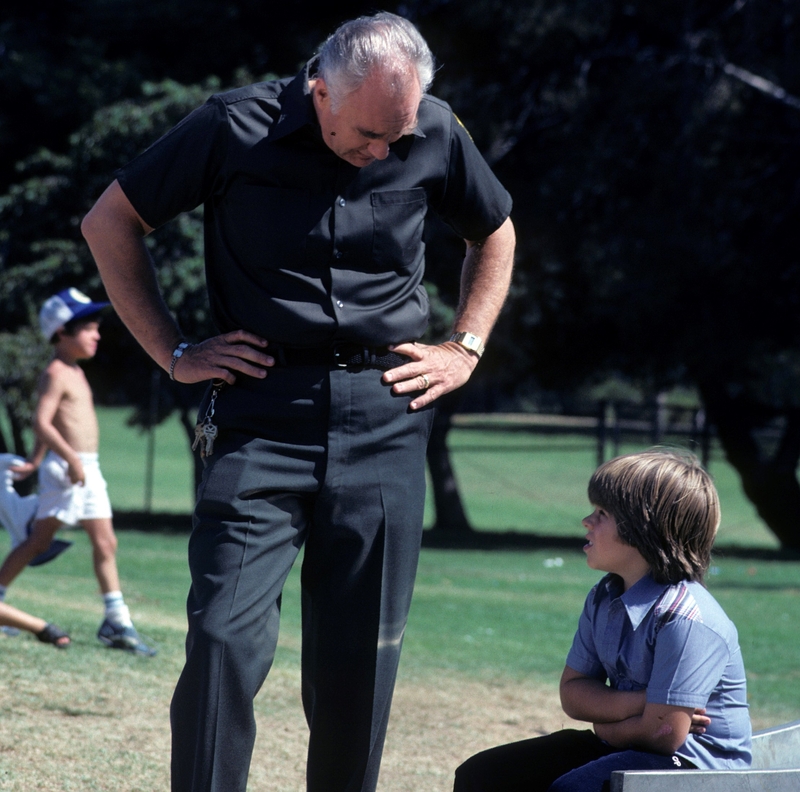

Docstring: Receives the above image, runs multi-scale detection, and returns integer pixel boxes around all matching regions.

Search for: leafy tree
[0,79,228,479]
[406,0,800,548]
[0,327,51,458]
[0,0,399,192]
[9,0,800,548]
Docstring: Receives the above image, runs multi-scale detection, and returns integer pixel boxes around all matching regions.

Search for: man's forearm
[381,216,515,409]
[81,180,183,372]
[453,216,515,340]
[81,182,288,386]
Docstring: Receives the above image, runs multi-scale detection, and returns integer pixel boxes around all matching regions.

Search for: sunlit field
[0,408,796,790]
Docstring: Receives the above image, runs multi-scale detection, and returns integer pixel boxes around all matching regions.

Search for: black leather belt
[274,343,409,371]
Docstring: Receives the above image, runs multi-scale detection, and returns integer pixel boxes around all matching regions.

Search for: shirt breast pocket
[371,188,427,272]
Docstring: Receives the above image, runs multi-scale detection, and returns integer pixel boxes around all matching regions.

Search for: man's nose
[368,140,390,160]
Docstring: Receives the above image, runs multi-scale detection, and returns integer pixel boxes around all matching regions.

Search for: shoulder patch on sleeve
[453,113,474,142]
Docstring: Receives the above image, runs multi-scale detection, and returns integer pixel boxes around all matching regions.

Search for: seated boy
[453,449,751,792]
[0,288,155,656]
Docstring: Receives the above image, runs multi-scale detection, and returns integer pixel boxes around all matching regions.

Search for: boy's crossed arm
[559,666,709,756]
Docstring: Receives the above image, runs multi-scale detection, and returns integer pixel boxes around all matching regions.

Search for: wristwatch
[169,342,190,381]
[449,331,485,359]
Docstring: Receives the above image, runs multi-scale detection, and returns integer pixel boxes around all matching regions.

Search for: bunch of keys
[192,382,222,458]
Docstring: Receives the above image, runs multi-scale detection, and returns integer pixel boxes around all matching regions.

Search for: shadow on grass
[114,511,192,533]
[113,511,800,562]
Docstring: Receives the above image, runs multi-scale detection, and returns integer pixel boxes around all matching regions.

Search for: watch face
[451,332,484,357]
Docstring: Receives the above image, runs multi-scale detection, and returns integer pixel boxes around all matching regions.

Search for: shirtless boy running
[0,288,155,655]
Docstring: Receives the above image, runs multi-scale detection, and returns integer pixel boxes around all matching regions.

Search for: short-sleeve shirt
[566,573,751,769]
[116,61,513,347]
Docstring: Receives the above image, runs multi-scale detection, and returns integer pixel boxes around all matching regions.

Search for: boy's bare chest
[60,369,95,409]
[55,369,99,449]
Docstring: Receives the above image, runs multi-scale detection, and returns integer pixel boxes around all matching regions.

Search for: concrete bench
[610,719,800,791]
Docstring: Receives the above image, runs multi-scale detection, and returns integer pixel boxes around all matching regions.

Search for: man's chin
[348,154,375,168]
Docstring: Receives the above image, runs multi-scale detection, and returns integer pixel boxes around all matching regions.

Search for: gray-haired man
[82,12,514,792]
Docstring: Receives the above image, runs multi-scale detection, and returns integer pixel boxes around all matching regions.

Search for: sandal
[36,622,71,648]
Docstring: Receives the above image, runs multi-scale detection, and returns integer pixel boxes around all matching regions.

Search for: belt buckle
[333,344,349,368]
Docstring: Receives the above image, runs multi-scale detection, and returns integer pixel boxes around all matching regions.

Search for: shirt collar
[269,60,320,143]
[604,573,666,630]
[270,58,426,147]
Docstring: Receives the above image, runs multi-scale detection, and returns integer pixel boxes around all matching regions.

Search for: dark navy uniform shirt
[116,62,513,347]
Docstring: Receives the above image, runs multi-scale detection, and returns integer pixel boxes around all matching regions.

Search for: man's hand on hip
[383,341,478,410]
[171,330,275,385]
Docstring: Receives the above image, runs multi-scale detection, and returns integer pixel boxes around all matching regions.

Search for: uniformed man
[82,12,515,792]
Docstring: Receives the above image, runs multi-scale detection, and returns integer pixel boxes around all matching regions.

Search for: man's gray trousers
[170,363,434,792]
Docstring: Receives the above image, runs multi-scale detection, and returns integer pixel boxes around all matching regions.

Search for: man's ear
[313,78,332,115]
[314,76,330,102]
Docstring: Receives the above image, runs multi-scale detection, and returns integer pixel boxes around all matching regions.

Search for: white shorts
[36,451,113,525]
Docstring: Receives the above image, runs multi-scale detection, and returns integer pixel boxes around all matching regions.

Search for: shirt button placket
[332,195,347,316]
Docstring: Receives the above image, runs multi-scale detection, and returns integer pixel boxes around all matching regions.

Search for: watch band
[450,331,485,358]
[169,342,190,381]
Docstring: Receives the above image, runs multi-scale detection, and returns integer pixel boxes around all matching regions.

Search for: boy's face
[582,505,650,590]
[59,320,101,360]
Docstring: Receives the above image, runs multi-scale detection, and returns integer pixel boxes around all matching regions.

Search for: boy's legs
[0,600,70,647]
[0,600,47,633]
[80,517,120,593]
[0,454,71,567]
[453,730,616,792]
[547,748,695,792]
[0,516,63,586]
[82,516,156,656]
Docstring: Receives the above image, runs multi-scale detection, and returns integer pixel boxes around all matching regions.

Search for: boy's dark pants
[453,729,695,792]
[170,365,434,792]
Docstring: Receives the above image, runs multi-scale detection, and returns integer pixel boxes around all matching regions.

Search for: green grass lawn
[427,429,778,548]
[0,408,798,789]
[1,530,797,732]
[95,407,197,513]
[93,406,778,551]
[86,406,798,723]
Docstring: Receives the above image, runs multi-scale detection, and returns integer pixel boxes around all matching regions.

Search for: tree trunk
[699,382,800,550]
[426,392,472,533]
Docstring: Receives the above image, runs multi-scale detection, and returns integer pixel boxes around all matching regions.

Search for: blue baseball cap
[39,288,110,341]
